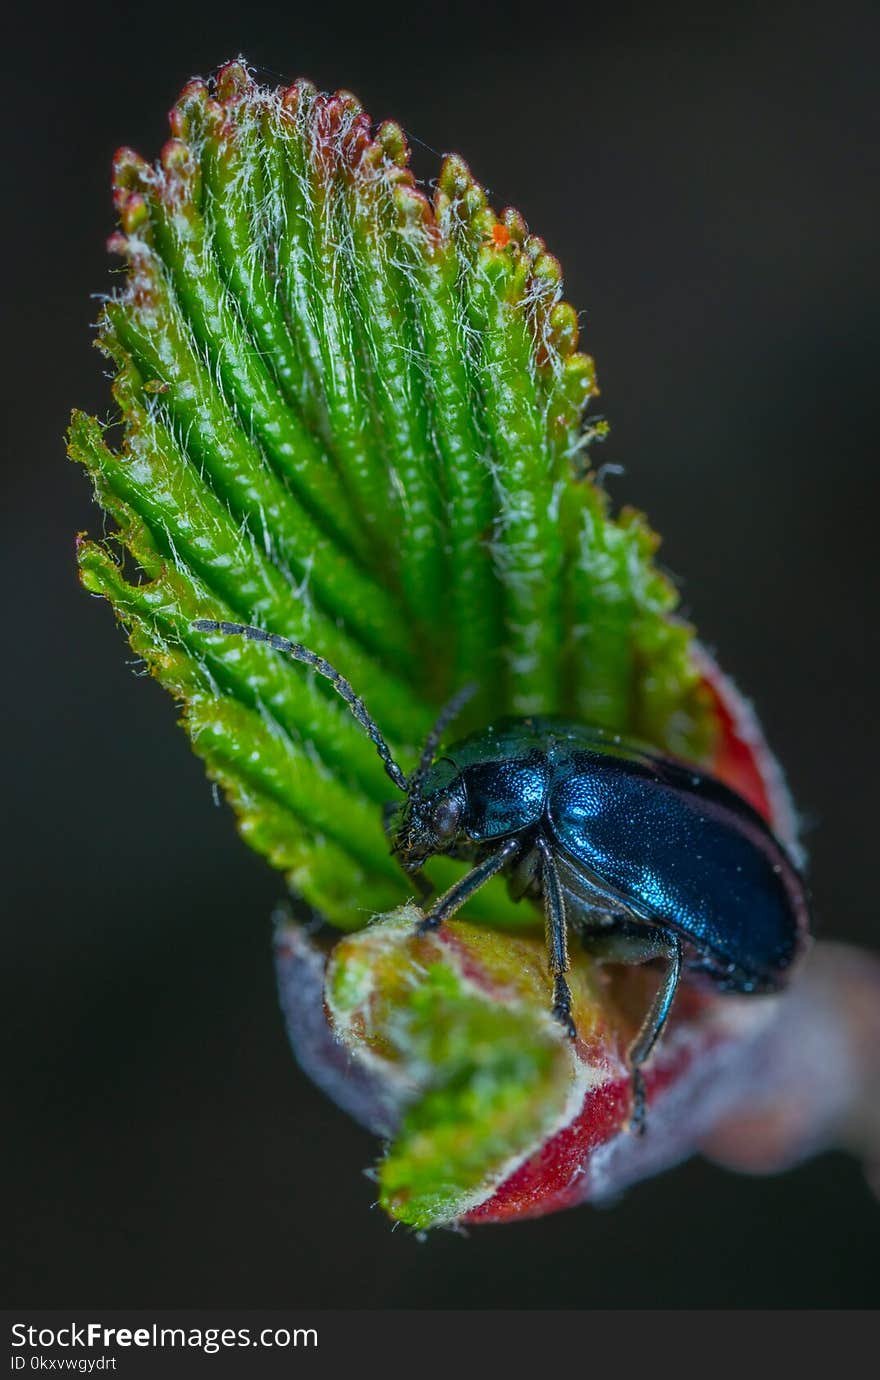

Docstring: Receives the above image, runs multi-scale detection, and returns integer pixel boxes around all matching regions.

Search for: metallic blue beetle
[193,620,811,1130]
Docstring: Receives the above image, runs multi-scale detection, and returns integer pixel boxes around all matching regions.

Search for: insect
[193,619,811,1131]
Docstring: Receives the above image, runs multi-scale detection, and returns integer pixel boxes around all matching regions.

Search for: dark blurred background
[3,0,878,1308]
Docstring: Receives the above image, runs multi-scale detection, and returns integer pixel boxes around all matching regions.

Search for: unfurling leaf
[74,62,842,1229]
[71,60,718,932]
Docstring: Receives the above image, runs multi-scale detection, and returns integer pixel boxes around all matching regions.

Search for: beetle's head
[387,758,468,871]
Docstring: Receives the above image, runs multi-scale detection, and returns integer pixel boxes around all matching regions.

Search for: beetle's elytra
[193,619,811,1132]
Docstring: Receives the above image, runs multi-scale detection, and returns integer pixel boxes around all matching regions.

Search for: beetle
[193,618,811,1131]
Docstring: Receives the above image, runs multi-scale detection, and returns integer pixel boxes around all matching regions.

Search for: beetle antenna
[191,620,408,792]
[408,682,477,797]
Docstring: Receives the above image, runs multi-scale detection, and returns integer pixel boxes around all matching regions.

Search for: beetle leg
[627,930,683,1136]
[535,836,577,1041]
[408,868,435,902]
[417,837,520,933]
[507,844,542,901]
[578,917,668,965]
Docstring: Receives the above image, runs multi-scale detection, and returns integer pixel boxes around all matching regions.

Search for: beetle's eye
[430,795,461,841]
